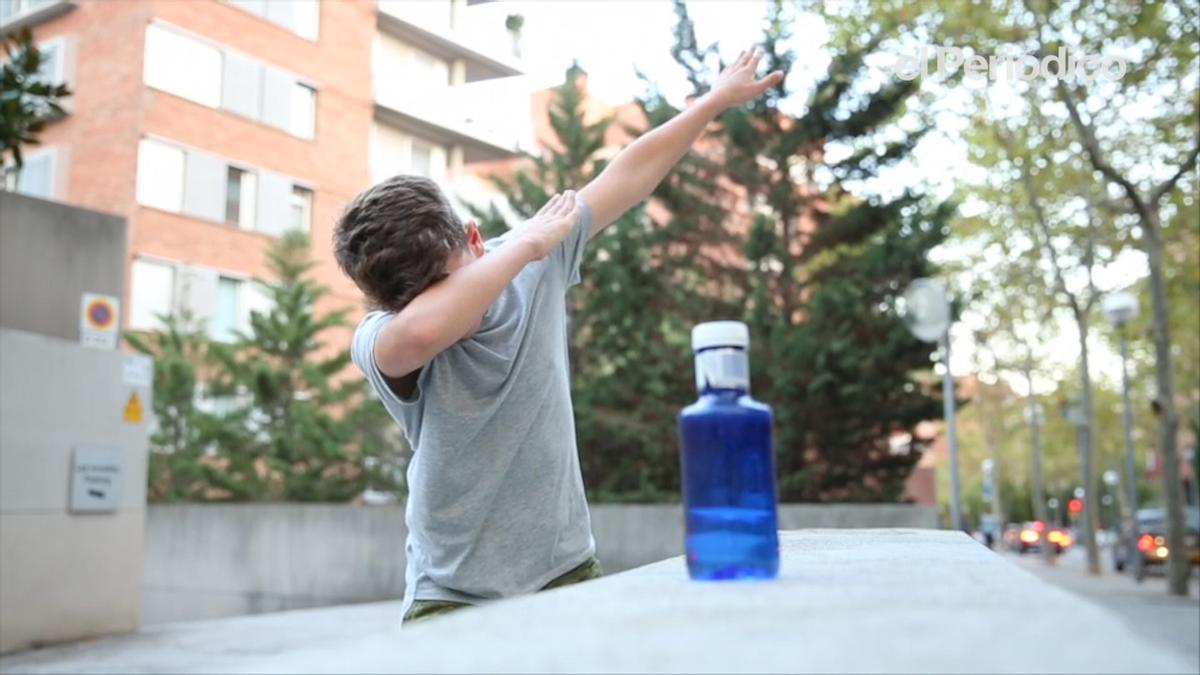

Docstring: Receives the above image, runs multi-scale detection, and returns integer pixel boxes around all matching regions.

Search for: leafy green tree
[205,232,402,501]
[656,0,950,501]
[1,27,71,173]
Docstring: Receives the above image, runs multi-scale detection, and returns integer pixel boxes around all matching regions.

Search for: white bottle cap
[691,321,749,352]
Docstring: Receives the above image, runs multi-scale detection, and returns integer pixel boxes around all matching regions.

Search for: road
[1004,544,1200,670]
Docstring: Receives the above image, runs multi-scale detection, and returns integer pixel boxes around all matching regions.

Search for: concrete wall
[142,502,937,624]
[0,193,148,654]
[0,192,125,342]
[0,330,151,653]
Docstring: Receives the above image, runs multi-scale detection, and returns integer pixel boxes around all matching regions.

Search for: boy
[335,48,782,624]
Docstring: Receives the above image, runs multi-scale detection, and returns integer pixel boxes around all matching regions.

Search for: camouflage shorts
[402,557,603,624]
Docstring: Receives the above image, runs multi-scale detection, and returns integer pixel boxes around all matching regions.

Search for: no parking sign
[80,292,120,350]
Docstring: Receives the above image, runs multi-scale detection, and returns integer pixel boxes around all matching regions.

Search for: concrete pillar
[448,145,465,179]
[450,58,466,86]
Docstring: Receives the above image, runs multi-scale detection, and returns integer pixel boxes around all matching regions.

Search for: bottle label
[695,347,749,391]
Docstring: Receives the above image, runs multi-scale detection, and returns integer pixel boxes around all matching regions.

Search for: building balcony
[376,0,520,83]
[373,75,531,163]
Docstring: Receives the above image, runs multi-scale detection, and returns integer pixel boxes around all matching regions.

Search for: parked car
[1004,521,1070,555]
[1112,508,1200,580]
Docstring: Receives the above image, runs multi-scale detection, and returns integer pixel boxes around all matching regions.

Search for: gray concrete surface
[0,193,148,654]
[3,529,1192,674]
[142,503,937,624]
[1007,545,1200,667]
[0,191,125,342]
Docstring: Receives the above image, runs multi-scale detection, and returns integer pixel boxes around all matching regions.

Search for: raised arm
[374,192,581,379]
[579,47,783,234]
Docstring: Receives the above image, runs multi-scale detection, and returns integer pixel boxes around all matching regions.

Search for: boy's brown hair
[333,175,467,312]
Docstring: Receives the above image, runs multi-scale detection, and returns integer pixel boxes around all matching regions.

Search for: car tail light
[1047,530,1063,544]
[1020,529,1040,543]
[1137,534,1155,552]
[1061,533,1073,547]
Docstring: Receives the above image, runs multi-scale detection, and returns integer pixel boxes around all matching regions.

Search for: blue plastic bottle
[678,321,780,580]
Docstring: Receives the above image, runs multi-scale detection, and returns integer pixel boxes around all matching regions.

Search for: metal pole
[942,332,963,532]
[1118,325,1140,573]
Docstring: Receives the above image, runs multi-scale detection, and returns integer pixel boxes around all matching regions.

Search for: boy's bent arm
[374,192,581,379]
[579,47,784,234]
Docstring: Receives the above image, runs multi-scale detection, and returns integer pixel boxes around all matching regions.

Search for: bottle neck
[694,346,749,395]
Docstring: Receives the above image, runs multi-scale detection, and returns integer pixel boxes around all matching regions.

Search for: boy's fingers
[757,71,784,91]
[749,47,764,70]
[554,190,576,216]
[732,49,747,68]
[539,193,562,215]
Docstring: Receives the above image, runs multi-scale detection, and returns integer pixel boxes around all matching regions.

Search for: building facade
[3,0,526,343]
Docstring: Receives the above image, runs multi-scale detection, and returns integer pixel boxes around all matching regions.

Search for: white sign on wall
[79,293,120,350]
[70,447,123,513]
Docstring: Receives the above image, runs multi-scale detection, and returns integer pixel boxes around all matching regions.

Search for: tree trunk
[1077,314,1102,575]
[1143,209,1189,596]
[1026,364,1055,566]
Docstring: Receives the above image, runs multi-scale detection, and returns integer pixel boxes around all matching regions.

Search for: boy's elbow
[376,316,441,378]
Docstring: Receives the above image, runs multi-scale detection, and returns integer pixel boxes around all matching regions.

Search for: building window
[225,166,257,229]
[291,0,319,40]
[213,276,242,342]
[289,82,315,139]
[143,24,222,108]
[144,22,316,140]
[129,259,177,330]
[0,0,59,24]
[8,149,55,198]
[33,37,63,85]
[289,185,313,233]
[410,139,432,177]
[136,139,185,212]
[226,0,319,41]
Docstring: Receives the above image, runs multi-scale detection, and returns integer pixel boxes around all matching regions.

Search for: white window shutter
[261,68,293,132]
[265,0,296,31]
[255,171,292,237]
[178,266,220,328]
[182,151,227,222]
[16,152,54,198]
[228,0,267,15]
[221,51,263,120]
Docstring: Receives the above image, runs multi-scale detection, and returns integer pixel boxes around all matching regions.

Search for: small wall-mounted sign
[122,354,154,388]
[80,293,120,350]
[70,447,123,513]
[122,392,144,424]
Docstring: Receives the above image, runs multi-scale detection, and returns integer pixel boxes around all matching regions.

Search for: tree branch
[1150,137,1200,206]
[994,123,1082,318]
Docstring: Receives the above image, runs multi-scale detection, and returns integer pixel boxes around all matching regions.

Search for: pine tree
[657,0,949,501]
[205,231,402,501]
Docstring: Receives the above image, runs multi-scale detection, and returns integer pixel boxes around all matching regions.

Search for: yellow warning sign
[123,392,144,424]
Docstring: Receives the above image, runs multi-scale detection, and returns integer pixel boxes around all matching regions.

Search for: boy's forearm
[580,93,725,232]
[375,237,535,377]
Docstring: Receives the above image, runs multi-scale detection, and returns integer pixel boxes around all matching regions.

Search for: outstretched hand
[516,190,582,260]
[710,46,784,108]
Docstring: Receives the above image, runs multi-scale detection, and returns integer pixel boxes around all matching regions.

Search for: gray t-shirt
[351,199,595,618]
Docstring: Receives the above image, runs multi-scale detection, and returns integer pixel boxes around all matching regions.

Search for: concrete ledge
[4,529,1191,674]
[340,529,1194,674]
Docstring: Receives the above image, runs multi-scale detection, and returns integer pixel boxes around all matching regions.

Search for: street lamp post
[901,279,961,532]
[1103,292,1141,576]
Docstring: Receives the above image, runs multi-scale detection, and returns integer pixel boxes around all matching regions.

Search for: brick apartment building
[2,0,528,343]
